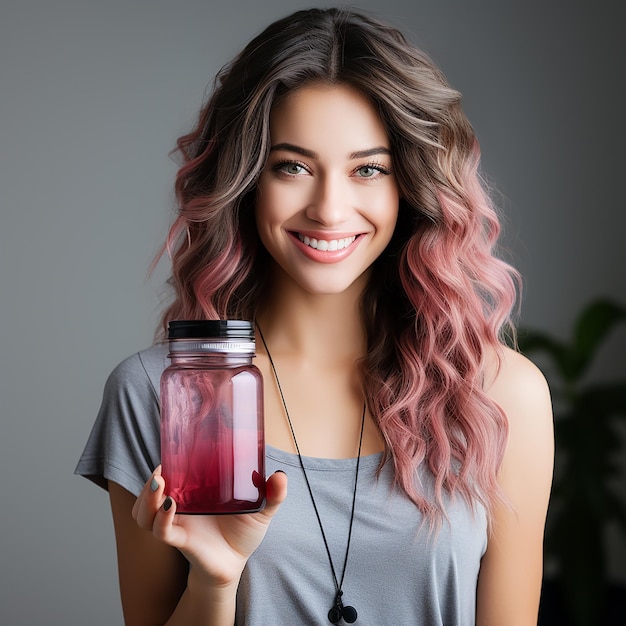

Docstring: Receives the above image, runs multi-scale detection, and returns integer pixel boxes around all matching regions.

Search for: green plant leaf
[571,299,626,379]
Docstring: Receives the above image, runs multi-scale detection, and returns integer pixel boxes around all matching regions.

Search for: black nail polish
[163,496,173,512]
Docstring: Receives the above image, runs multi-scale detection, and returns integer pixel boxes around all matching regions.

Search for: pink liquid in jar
[160,320,265,514]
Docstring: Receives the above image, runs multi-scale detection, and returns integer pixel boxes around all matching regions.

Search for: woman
[76,7,553,625]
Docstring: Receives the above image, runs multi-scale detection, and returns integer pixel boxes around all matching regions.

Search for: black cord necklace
[257,325,363,624]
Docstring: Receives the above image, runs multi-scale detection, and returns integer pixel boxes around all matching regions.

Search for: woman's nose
[304,173,353,226]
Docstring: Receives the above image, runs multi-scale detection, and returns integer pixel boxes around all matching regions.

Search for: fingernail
[163,497,173,512]
[274,470,286,475]
[150,477,159,492]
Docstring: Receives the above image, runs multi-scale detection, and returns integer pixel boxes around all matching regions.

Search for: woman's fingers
[152,495,187,547]
[132,468,288,559]
[260,470,288,520]
[133,465,165,530]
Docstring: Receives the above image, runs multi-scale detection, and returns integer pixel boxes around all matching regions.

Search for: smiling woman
[75,7,553,626]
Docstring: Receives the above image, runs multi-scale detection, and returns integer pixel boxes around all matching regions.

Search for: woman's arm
[109,482,190,625]
[476,346,554,625]
[109,469,288,626]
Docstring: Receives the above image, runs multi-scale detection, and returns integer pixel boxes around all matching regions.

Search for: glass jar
[160,320,265,514]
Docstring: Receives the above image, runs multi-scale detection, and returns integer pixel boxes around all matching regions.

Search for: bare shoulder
[484,344,549,399]
[484,345,553,439]
[483,344,554,490]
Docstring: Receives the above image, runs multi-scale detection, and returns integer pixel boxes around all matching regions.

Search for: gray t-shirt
[76,343,487,625]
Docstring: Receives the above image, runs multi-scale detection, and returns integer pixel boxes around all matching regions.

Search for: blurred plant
[517,298,626,626]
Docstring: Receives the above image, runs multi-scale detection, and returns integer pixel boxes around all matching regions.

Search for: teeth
[298,234,356,250]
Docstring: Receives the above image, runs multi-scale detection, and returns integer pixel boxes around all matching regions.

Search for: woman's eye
[357,166,377,178]
[355,164,390,178]
[276,162,307,176]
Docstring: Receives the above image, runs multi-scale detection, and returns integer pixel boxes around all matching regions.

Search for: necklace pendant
[328,604,358,623]
[328,591,357,624]
[328,606,343,624]
[342,605,358,623]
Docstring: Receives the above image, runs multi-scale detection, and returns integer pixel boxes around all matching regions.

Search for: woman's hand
[132,467,288,588]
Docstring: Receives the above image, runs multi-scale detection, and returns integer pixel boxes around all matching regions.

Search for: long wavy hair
[158,7,520,522]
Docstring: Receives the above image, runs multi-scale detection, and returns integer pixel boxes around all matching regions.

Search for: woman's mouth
[297,233,357,251]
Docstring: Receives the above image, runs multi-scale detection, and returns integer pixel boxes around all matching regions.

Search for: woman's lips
[288,231,363,264]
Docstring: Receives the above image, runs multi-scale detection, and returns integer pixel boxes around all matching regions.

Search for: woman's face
[255,83,400,297]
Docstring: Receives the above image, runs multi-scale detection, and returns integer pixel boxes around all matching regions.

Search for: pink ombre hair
[157,8,520,523]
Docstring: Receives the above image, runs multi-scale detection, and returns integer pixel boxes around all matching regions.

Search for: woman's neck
[255,276,368,364]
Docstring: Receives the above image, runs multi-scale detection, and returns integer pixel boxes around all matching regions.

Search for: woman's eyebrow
[269,143,391,160]
[269,143,317,158]
[349,147,391,159]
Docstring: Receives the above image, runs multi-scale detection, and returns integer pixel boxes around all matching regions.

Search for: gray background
[1,0,624,623]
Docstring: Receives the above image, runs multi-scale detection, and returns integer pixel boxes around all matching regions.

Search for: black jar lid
[168,320,254,340]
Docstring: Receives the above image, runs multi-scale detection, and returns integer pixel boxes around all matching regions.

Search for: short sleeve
[74,345,168,496]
